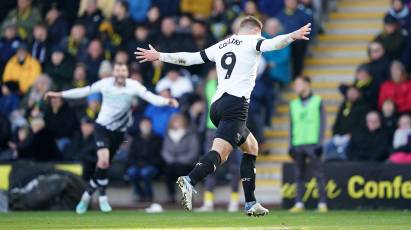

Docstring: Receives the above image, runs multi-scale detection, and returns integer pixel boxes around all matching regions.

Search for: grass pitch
[1,210,410,229]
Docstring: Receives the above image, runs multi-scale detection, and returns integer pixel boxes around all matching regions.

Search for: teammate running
[45,62,178,214]
[135,16,311,216]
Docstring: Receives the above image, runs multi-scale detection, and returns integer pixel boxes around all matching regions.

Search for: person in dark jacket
[0,24,20,73]
[69,117,96,180]
[15,117,61,162]
[45,6,69,47]
[161,113,199,203]
[154,17,196,54]
[110,0,134,47]
[365,42,391,92]
[44,97,78,154]
[347,111,391,161]
[324,86,370,161]
[0,81,20,117]
[79,39,104,83]
[30,23,51,67]
[380,99,398,143]
[44,47,74,90]
[126,118,163,202]
[374,14,406,60]
[276,0,311,78]
[77,0,104,39]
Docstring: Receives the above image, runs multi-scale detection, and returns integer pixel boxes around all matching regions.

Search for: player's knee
[248,138,259,156]
[97,159,110,169]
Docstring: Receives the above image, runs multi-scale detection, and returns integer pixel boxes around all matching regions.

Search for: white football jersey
[201,34,264,103]
[62,77,169,131]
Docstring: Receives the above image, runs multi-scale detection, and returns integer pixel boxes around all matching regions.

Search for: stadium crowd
[324,0,411,164]
[0,0,323,203]
[2,0,411,205]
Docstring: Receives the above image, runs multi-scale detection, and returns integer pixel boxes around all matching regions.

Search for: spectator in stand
[80,39,105,83]
[126,118,163,202]
[128,0,151,24]
[161,113,199,203]
[277,0,311,78]
[78,0,104,40]
[0,24,21,73]
[78,0,115,19]
[127,25,150,64]
[98,60,113,80]
[387,0,411,31]
[349,64,379,109]
[324,86,370,161]
[180,0,213,18]
[2,42,41,94]
[12,117,61,162]
[365,42,391,89]
[72,63,88,88]
[45,47,74,90]
[45,6,68,47]
[110,0,134,47]
[155,69,194,99]
[151,0,180,17]
[154,17,196,53]
[30,23,51,66]
[1,0,41,40]
[209,0,235,40]
[378,60,411,114]
[0,113,11,159]
[381,99,398,143]
[145,87,179,137]
[374,14,406,60]
[60,23,89,61]
[393,114,411,149]
[288,76,327,213]
[146,6,161,35]
[347,111,391,162]
[69,117,96,179]
[240,1,262,20]
[258,0,285,18]
[44,97,78,155]
[190,20,216,76]
[0,82,20,117]
[262,18,292,84]
[114,50,129,64]
[82,93,101,121]
[20,74,51,110]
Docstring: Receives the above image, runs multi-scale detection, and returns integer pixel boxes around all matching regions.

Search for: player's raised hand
[44,91,62,100]
[168,98,179,108]
[290,23,311,41]
[135,44,160,63]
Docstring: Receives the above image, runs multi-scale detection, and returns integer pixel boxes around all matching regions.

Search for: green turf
[0,210,410,229]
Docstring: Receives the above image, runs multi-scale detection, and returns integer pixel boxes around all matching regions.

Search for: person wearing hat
[0,81,20,117]
[374,14,406,60]
[2,42,41,93]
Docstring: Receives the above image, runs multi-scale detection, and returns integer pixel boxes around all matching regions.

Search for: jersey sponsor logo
[96,141,105,147]
[218,38,242,49]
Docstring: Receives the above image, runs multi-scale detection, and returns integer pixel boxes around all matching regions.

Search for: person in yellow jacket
[3,43,41,94]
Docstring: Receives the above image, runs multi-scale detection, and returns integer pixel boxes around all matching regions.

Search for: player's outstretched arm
[135,44,205,66]
[259,23,311,52]
[44,80,104,100]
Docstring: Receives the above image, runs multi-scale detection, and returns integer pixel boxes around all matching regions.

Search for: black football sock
[188,150,221,186]
[94,167,109,196]
[240,154,256,203]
